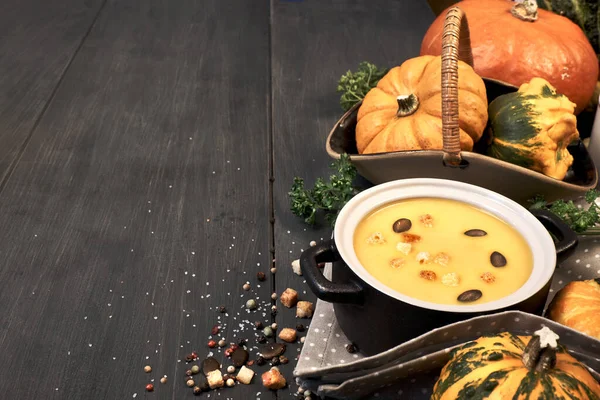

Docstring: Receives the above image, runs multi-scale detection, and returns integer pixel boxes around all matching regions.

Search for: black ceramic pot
[301,179,578,356]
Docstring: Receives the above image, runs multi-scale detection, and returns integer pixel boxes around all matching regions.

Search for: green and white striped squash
[487,77,579,181]
[431,328,600,399]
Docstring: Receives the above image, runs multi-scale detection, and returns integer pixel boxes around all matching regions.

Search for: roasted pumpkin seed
[457,289,482,302]
[392,218,412,233]
[464,229,487,237]
[490,251,507,267]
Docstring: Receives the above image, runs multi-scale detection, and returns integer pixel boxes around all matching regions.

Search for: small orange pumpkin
[356,55,488,154]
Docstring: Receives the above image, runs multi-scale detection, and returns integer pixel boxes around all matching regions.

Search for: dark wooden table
[0,1,434,398]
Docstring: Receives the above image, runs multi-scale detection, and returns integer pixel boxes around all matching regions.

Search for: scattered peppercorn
[219,306,227,313]
[191,365,200,374]
[186,379,195,387]
[254,321,264,330]
[144,365,152,373]
[263,327,274,337]
[208,340,217,348]
[271,292,278,300]
[257,272,266,281]
[145,383,154,392]
[270,267,277,274]
[226,378,235,387]
[271,323,278,330]
[238,338,247,346]
[227,365,236,374]
[211,325,220,335]
[246,299,257,310]
[218,339,226,347]
[256,356,266,366]
[247,360,255,366]
[160,376,167,384]
[242,283,251,291]
[296,324,305,332]
[279,356,289,364]
[193,386,201,395]
[300,337,306,343]
[346,343,358,354]
[271,357,280,366]
[185,352,198,362]
[257,335,267,344]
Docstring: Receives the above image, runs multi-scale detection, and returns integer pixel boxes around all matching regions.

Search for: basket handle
[441,6,473,166]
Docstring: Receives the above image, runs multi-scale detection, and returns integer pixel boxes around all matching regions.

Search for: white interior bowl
[333,178,557,313]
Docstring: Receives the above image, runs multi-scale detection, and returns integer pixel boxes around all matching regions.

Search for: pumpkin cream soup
[353,198,533,305]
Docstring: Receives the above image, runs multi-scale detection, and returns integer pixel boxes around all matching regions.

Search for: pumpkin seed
[392,218,412,233]
[464,229,487,237]
[490,251,507,267]
[457,289,482,302]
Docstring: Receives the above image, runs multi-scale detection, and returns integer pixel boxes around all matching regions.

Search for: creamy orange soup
[353,198,533,305]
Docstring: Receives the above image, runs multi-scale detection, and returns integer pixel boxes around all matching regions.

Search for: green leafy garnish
[289,154,359,227]
[337,62,388,111]
[529,189,600,234]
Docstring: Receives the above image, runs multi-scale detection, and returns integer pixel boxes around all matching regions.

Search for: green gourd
[487,77,579,180]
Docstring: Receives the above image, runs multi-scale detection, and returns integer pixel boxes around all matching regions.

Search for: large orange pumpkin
[420,0,599,114]
[356,55,488,154]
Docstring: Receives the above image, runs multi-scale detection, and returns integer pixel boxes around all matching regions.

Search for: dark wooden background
[0,1,434,399]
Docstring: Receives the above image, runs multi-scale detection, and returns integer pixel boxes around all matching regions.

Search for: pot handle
[530,209,578,264]
[300,239,364,305]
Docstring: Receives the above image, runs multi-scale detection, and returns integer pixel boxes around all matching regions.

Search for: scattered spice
[346,343,358,354]
[186,369,194,376]
[242,283,251,291]
[185,351,199,362]
[238,338,247,346]
[271,357,280,366]
[263,327,274,337]
[271,323,278,330]
[208,340,217,348]
[246,299,257,310]
[296,324,305,332]
[144,365,152,373]
[270,267,277,274]
[227,366,236,374]
[271,292,278,300]
[211,325,220,335]
[191,365,200,374]
[186,379,195,387]
[226,378,235,387]
[218,339,226,347]
[256,356,266,366]
[219,306,227,313]
[310,240,317,246]
[279,355,289,364]
[257,335,267,344]
[257,271,266,281]
[247,360,255,366]
[145,384,154,392]
[160,376,167,384]
[300,337,306,343]
[193,386,201,395]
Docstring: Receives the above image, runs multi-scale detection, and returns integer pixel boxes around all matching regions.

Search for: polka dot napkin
[294,257,600,400]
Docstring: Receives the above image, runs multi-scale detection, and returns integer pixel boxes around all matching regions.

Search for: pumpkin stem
[522,326,559,371]
[396,94,419,117]
[511,0,538,22]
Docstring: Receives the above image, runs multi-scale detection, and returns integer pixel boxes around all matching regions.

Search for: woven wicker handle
[441,7,473,166]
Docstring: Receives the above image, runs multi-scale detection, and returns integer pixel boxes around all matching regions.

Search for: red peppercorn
[211,325,220,335]
[146,383,154,392]
[208,340,217,348]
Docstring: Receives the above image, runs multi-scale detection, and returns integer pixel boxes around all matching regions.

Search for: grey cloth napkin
[294,255,600,400]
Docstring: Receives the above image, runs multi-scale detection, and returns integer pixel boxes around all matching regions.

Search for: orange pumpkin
[420,0,599,114]
[356,55,488,154]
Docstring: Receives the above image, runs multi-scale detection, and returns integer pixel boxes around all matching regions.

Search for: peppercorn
[211,325,220,335]
[238,338,247,346]
[160,376,168,384]
[257,271,266,281]
[145,383,154,392]
[257,335,267,344]
[300,337,306,343]
[256,356,266,366]
[270,323,277,330]
[191,365,200,374]
[254,321,264,330]
[219,306,227,313]
[186,369,193,376]
[263,327,274,337]
[346,343,358,354]
[226,378,235,387]
[227,365,236,374]
[193,386,201,395]
[270,267,277,274]
[271,292,278,300]
[246,299,257,310]
[296,324,305,332]
[271,357,280,366]
[279,356,289,364]
[242,283,251,291]
[144,365,152,373]
[208,340,217,348]
[185,352,198,362]
[186,379,195,387]
[247,360,255,366]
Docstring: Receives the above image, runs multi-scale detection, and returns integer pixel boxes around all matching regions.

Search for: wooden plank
[271,0,435,390]
[0,1,275,398]
[0,0,105,184]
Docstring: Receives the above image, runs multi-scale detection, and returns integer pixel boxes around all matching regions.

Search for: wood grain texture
[0,0,105,185]
[0,1,275,398]
[271,0,435,388]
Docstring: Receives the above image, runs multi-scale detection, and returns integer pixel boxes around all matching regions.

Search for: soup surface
[353,198,533,305]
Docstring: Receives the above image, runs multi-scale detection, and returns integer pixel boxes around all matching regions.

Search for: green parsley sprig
[289,154,360,227]
[529,189,600,234]
[337,62,388,111]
